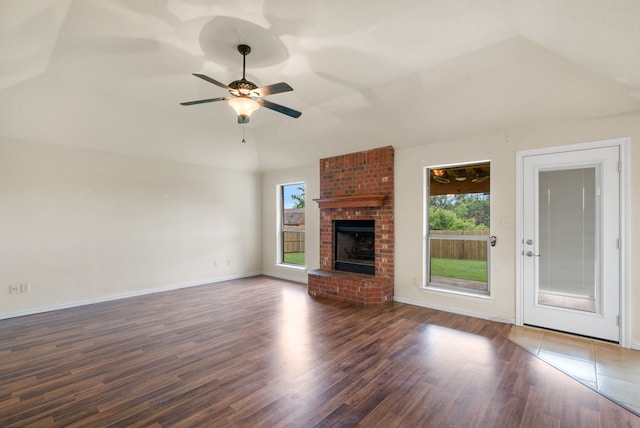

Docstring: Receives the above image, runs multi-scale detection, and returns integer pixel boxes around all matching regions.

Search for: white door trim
[515,137,630,348]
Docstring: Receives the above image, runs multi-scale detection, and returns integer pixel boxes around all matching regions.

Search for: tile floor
[508,325,640,415]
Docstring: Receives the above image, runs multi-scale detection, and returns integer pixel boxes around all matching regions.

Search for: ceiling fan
[180,44,301,124]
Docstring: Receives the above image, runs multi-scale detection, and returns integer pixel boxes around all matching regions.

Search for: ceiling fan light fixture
[471,168,489,182]
[433,176,450,184]
[432,170,450,184]
[228,96,260,120]
[454,169,467,181]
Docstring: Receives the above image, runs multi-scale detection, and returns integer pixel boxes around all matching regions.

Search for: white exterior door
[521,145,620,342]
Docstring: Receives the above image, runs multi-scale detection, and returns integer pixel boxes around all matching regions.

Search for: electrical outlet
[9,285,20,294]
[20,283,30,293]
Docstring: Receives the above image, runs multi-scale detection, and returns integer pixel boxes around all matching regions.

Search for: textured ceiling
[1,0,639,172]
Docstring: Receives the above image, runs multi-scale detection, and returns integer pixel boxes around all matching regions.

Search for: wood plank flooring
[1,276,638,427]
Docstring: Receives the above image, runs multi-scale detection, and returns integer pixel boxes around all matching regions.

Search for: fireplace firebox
[334,220,375,275]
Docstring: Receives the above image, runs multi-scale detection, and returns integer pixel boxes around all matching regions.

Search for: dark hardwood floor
[1,276,638,427]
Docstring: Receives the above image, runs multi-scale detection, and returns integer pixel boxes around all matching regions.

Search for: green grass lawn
[283,252,305,265]
[431,258,487,282]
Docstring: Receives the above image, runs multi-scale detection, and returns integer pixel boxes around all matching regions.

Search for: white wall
[258,113,638,346]
[394,113,640,346]
[5,112,637,344]
[261,163,320,283]
[0,137,262,318]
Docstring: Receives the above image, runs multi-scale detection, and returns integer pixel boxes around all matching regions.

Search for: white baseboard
[0,272,261,320]
[393,295,516,325]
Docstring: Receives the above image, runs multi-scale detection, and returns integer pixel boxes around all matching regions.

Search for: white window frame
[277,182,306,269]
[423,162,491,297]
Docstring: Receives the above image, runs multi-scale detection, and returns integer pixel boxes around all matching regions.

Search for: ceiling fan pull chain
[241,124,246,144]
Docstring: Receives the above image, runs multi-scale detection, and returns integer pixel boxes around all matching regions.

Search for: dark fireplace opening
[334,220,375,275]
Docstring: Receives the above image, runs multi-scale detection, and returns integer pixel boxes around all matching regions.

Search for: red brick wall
[309,146,394,305]
[319,145,395,199]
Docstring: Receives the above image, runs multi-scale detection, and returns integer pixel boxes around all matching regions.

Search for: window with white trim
[426,162,490,294]
[280,183,305,266]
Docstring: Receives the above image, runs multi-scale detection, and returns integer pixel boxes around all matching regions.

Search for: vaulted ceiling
[2,0,639,172]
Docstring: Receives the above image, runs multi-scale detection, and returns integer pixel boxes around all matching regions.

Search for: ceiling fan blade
[192,73,230,90]
[256,98,301,118]
[180,97,229,106]
[254,82,293,97]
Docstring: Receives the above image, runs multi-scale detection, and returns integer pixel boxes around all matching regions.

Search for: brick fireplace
[308,146,394,305]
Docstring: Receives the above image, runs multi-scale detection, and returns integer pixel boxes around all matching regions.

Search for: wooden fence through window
[430,230,488,261]
[283,230,305,254]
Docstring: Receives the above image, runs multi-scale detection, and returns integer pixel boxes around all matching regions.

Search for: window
[426,162,490,294]
[280,183,305,266]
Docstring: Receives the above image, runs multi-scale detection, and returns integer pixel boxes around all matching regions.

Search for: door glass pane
[537,168,597,312]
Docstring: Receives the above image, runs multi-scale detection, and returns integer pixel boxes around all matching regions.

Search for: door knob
[525,251,540,257]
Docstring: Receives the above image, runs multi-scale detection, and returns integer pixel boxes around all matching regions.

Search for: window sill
[422,284,492,300]
[276,263,307,271]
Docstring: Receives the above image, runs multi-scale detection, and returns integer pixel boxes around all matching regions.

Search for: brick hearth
[308,146,394,305]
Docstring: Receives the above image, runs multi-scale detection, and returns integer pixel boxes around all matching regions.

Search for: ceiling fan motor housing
[229,79,258,96]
